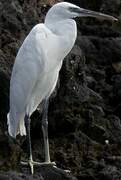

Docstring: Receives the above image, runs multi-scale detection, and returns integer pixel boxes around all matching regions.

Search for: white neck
[45,18,77,37]
[45,19,77,63]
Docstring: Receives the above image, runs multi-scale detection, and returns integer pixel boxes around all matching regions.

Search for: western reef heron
[7,2,117,174]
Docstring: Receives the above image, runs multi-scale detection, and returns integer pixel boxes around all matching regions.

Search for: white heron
[7,2,117,174]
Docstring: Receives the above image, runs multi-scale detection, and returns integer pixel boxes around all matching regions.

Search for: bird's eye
[68,7,81,14]
[68,7,77,12]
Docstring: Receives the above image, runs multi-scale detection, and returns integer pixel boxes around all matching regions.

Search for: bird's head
[45,2,117,25]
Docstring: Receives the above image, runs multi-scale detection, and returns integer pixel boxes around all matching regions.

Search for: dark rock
[97,165,121,180]
[0,167,77,180]
[112,74,121,102]
[104,115,121,143]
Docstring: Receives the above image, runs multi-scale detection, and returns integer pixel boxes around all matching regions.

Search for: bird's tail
[7,112,26,138]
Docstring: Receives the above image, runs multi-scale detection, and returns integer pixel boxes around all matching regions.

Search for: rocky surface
[1,0,121,179]
[0,166,77,180]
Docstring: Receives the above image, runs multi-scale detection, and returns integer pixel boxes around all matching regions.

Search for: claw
[53,165,71,174]
[29,159,34,174]
[64,169,71,174]
[20,160,56,174]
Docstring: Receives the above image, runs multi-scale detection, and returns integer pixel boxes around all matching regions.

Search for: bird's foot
[21,159,34,174]
[53,164,71,174]
[64,169,71,173]
[21,160,56,174]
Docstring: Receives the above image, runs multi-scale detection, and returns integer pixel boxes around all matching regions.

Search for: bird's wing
[9,24,50,116]
[8,23,61,137]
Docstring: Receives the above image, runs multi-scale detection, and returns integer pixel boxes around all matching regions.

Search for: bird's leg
[42,98,51,163]
[21,107,68,174]
[21,111,55,174]
[41,99,56,165]
[41,99,71,173]
[25,115,34,173]
[42,100,70,173]
[21,114,34,174]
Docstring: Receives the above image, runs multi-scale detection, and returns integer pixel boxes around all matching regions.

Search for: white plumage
[7,3,78,137]
[7,2,117,138]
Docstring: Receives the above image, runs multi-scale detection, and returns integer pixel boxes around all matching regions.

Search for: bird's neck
[45,19,77,37]
[45,19,77,51]
[44,19,77,63]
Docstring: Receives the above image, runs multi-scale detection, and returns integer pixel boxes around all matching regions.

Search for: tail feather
[7,112,26,138]
[18,116,26,136]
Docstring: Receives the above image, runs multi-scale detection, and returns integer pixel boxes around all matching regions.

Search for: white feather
[7,3,77,138]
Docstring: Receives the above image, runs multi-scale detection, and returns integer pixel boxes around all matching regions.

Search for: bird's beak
[78,8,118,22]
